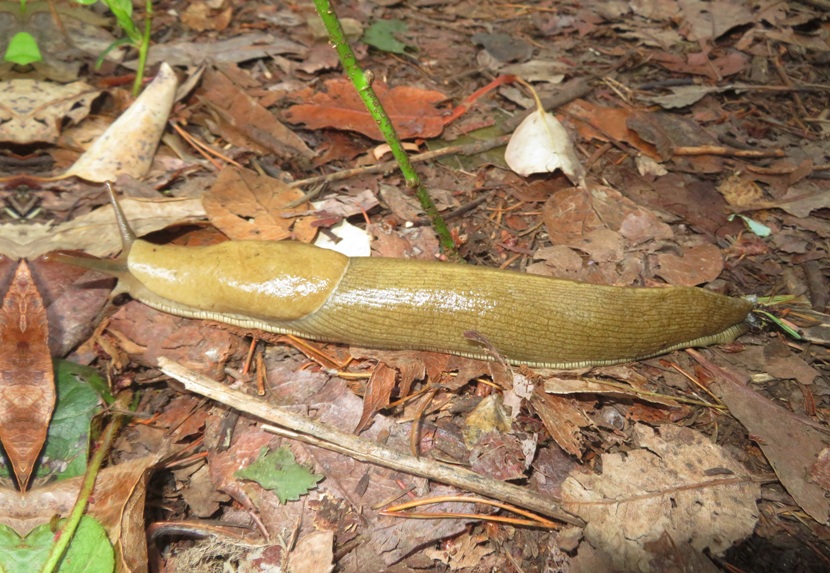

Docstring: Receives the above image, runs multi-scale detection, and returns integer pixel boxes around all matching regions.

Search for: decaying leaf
[284,79,448,141]
[504,108,585,184]
[463,394,512,447]
[202,167,319,242]
[63,62,178,182]
[0,197,205,259]
[0,261,54,491]
[563,424,759,571]
[0,79,100,144]
[530,388,589,459]
[198,65,315,160]
[354,362,398,434]
[654,243,725,286]
[710,365,830,523]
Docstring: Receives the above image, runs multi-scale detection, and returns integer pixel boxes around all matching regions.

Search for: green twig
[39,394,130,573]
[312,0,456,253]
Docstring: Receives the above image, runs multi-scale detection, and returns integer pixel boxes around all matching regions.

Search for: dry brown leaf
[708,363,830,523]
[541,185,673,261]
[0,79,100,144]
[0,453,158,573]
[0,197,205,259]
[182,2,233,32]
[423,530,495,570]
[678,0,754,42]
[0,261,54,490]
[284,79,448,141]
[199,65,315,160]
[463,394,512,448]
[563,424,759,571]
[202,167,319,242]
[355,362,397,434]
[654,243,724,286]
[530,388,589,459]
[469,431,532,481]
[544,375,679,408]
[565,99,660,160]
[287,531,334,573]
[107,301,246,378]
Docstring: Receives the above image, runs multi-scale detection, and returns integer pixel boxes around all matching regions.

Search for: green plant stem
[132,0,153,96]
[39,394,130,573]
[312,0,456,253]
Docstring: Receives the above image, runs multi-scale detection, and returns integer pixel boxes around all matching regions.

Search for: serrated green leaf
[362,19,411,55]
[235,447,323,504]
[0,517,113,573]
[3,32,42,65]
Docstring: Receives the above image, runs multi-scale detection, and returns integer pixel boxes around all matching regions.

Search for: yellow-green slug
[57,190,753,369]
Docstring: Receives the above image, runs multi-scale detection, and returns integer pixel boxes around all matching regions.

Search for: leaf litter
[1,0,830,572]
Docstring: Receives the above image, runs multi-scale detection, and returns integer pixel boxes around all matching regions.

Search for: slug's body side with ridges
[56,186,752,369]
[116,238,752,369]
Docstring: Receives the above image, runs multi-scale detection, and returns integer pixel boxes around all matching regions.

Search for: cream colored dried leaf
[563,424,759,572]
[63,63,178,182]
[505,109,585,185]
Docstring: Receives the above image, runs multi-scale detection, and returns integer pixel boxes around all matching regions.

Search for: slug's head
[49,182,351,324]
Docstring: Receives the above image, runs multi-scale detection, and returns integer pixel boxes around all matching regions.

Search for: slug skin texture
[119,238,752,369]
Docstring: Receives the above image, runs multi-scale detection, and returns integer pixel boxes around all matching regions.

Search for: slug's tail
[44,182,136,279]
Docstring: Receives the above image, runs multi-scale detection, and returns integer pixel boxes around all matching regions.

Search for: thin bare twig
[158,358,584,527]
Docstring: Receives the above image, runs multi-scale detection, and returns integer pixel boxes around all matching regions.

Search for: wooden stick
[158,358,584,527]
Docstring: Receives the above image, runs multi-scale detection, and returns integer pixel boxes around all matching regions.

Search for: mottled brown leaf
[200,65,315,160]
[0,260,54,491]
[203,166,319,242]
[529,387,588,459]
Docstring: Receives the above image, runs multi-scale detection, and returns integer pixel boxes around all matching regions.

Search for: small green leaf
[727,213,772,237]
[103,0,141,43]
[0,517,114,573]
[362,19,412,55]
[0,360,104,482]
[3,32,42,65]
[236,447,324,504]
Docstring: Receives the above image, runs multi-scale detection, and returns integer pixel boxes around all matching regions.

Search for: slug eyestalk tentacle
[44,182,136,280]
[104,181,137,255]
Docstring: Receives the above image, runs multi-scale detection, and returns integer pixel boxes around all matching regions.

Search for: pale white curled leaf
[64,62,178,182]
[505,109,585,185]
[313,218,371,257]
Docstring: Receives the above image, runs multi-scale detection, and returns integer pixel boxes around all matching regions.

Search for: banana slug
[58,190,753,369]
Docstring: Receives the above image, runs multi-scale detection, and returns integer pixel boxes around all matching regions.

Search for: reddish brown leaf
[0,260,55,491]
[284,79,448,141]
[355,363,397,433]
